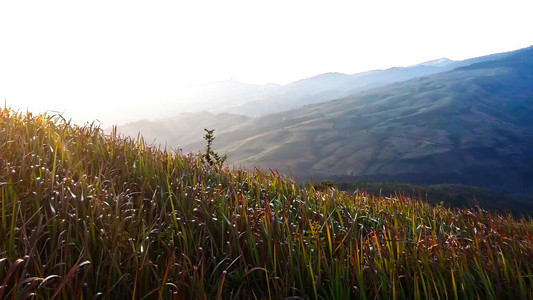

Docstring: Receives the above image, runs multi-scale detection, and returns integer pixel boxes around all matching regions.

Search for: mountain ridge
[115,45,533,195]
[181,46,533,195]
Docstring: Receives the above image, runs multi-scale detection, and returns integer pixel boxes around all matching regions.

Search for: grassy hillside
[333,181,533,216]
[1,107,533,299]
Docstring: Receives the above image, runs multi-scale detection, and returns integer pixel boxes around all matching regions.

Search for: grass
[1,106,533,299]
[335,181,533,217]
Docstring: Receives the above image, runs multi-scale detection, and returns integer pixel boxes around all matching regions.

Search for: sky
[1,0,533,126]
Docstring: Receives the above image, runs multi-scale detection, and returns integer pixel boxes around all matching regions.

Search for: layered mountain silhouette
[116,46,533,195]
[115,111,250,149]
[157,51,507,118]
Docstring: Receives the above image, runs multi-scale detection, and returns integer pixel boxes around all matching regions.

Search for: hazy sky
[1,0,532,125]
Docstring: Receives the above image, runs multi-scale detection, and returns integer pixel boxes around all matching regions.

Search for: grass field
[334,181,533,217]
[1,107,533,299]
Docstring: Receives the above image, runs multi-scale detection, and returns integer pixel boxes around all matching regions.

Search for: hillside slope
[193,46,533,195]
[118,48,515,149]
[113,111,249,150]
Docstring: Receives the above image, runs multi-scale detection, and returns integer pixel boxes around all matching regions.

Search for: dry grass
[1,107,532,299]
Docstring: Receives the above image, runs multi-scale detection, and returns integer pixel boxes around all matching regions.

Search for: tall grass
[1,106,532,299]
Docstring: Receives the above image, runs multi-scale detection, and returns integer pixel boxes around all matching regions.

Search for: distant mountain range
[115,112,249,149]
[116,49,510,143]
[157,51,510,118]
[115,46,533,196]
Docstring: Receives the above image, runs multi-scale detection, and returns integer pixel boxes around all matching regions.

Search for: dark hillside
[200,46,533,195]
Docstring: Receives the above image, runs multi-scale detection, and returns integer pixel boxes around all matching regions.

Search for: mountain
[222,61,465,116]
[116,51,507,145]
[158,51,510,119]
[418,58,455,67]
[114,60,467,147]
[113,111,250,150]
[162,54,502,119]
[161,81,281,117]
[183,46,533,195]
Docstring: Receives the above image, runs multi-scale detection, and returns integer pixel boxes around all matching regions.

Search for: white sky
[1,0,533,125]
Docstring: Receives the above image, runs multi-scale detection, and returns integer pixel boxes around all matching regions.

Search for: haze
[1,0,532,126]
